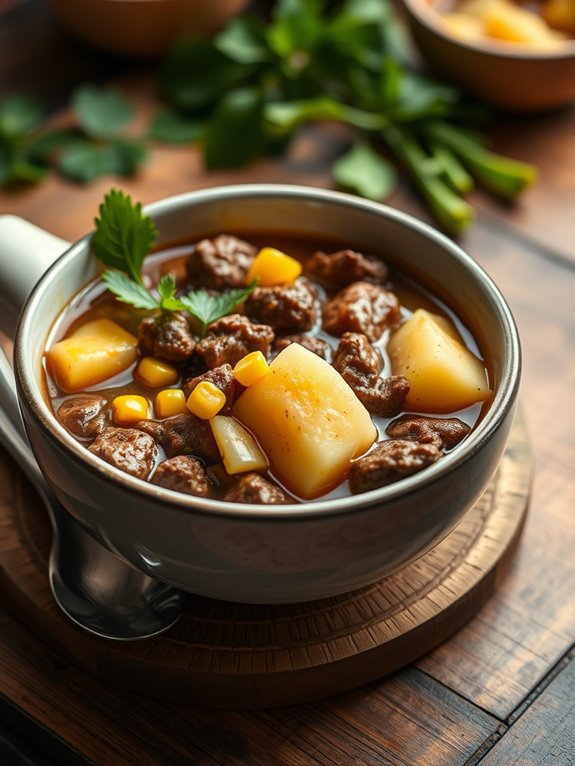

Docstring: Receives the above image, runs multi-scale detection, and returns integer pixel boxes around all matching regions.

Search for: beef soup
[44,231,492,504]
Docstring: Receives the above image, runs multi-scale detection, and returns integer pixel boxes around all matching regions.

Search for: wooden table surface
[1,2,574,764]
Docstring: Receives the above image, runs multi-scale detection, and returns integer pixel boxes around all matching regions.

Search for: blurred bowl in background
[399,0,575,111]
[48,0,250,58]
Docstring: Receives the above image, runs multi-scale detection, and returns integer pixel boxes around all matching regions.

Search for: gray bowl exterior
[16,186,520,604]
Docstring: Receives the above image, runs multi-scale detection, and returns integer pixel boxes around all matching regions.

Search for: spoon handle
[0,347,182,640]
[0,348,47,492]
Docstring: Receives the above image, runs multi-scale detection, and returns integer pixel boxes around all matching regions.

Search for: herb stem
[381,124,473,235]
[424,121,537,200]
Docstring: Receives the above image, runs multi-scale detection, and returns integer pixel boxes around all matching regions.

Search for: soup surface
[44,230,492,504]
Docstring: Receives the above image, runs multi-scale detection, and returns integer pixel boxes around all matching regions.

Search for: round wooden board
[0,412,531,710]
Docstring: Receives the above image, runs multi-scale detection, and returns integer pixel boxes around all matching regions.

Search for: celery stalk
[382,124,473,235]
[426,121,537,200]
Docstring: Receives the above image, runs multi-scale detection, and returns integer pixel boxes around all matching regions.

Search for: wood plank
[0,414,530,709]
[416,228,575,718]
[0,614,500,766]
[478,652,575,765]
[463,219,575,467]
[470,109,575,266]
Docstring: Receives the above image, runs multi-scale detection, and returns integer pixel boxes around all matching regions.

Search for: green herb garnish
[0,95,48,185]
[0,86,149,187]
[157,0,536,234]
[178,283,257,338]
[93,189,256,334]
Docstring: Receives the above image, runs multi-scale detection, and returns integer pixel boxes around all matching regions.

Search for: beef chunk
[88,427,157,480]
[332,333,409,417]
[305,249,388,287]
[224,473,291,504]
[137,312,195,363]
[136,413,220,463]
[356,375,410,418]
[386,415,470,450]
[245,279,317,332]
[152,455,211,497]
[195,314,274,368]
[333,332,383,379]
[273,334,331,360]
[348,439,442,494]
[57,394,108,440]
[186,234,256,289]
[183,364,240,412]
[322,281,401,342]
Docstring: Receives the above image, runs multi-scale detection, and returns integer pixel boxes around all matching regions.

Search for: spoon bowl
[0,348,182,640]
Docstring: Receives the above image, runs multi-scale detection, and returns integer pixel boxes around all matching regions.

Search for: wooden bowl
[48,0,249,57]
[399,0,575,111]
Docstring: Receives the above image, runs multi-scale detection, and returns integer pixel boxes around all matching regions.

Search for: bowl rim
[16,183,521,522]
[401,0,575,60]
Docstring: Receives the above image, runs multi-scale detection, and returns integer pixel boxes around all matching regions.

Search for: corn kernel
[136,356,179,388]
[233,351,269,387]
[246,247,302,286]
[155,389,187,418]
[187,381,226,420]
[112,395,149,425]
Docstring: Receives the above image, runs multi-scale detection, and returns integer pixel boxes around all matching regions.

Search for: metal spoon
[0,348,182,640]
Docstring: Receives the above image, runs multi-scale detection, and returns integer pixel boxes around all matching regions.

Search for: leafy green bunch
[158,0,536,233]
[0,85,147,185]
[93,189,255,336]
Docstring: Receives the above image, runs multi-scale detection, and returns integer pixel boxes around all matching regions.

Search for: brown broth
[44,231,492,503]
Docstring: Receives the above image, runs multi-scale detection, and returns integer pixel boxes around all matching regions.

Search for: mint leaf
[205,87,264,169]
[72,85,135,139]
[333,140,397,200]
[149,108,204,144]
[0,142,11,183]
[215,17,271,64]
[92,189,158,286]
[179,281,256,336]
[102,270,160,310]
[26,129,84,162]
[58,142,112,183]
[161,40,251,111]
[268,0,323,59]
[0,95,43,139]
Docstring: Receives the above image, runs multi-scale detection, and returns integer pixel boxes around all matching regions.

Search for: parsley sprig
[93,189,256,334]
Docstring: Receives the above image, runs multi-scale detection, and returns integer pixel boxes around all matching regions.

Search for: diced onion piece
[136,357,179,388]
[210,415,268,475]
[187,381,226,420]
[155,389,187,418]
[246,247,302,286]
[388,308,492,413]
[232,343,377,498]
[233,351,269,387]
[113,394,149,424]
[46,319,137,392]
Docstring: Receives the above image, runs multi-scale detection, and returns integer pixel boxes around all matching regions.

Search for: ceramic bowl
[0,185,520,603]
[399,0,575,111]
[48,0,249,57]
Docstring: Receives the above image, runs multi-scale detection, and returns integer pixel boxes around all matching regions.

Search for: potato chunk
[388,309,491,413]
[483,0,565,45]
[232,343,376,499]
[47,319,138,392]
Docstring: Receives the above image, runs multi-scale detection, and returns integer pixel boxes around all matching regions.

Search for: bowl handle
[0,215,71,339]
